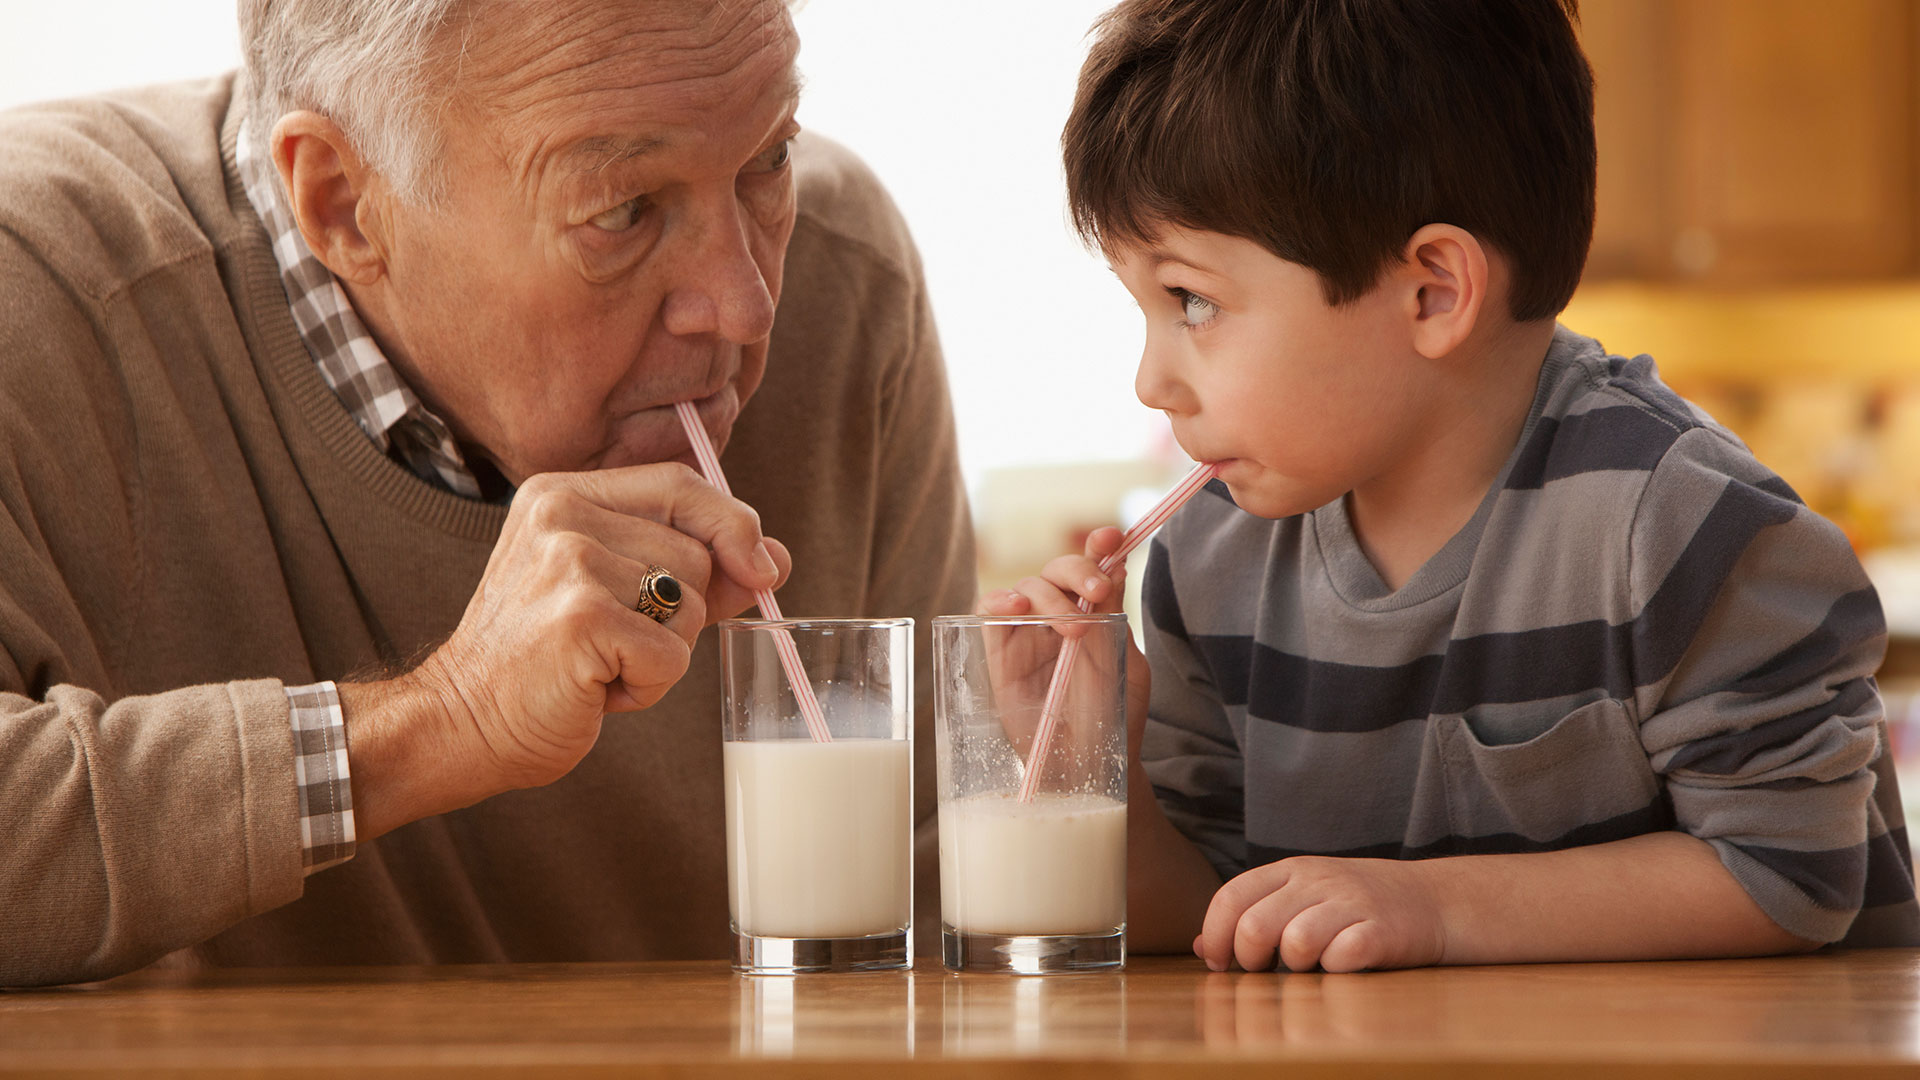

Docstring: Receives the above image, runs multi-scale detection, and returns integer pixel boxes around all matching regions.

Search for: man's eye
[589,197,646,232]
[751,139,793,173]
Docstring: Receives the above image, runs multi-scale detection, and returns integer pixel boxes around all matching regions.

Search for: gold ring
[635,566,682,623]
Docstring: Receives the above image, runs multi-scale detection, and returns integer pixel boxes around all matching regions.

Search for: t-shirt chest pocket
[1435,697,1666,846]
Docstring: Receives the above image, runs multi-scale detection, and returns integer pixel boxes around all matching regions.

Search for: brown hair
[1062,0,1595,322]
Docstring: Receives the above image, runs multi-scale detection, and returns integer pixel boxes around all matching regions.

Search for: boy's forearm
[1125,764,1224,952]
[1425,830,1821,964]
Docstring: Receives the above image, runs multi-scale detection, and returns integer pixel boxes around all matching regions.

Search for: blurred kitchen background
[1568,0,1920,821]
[7,1,1920,811]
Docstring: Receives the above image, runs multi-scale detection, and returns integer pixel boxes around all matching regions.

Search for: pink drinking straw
[674,401,833,743]
[1016,461,1219,802]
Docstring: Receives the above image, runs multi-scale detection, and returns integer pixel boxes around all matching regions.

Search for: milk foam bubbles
[939,792,1127,936]
[723,738,912,939]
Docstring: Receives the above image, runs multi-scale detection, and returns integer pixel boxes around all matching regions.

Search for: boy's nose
[1134,341,1188,415]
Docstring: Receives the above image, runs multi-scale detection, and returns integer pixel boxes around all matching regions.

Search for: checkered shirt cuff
[285,681,357,874]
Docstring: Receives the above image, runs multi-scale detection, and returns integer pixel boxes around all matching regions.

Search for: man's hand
[341,463,791,837]
[1195,857,1448,973]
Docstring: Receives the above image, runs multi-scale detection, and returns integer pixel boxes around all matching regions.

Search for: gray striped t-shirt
[1141,326,1919,946]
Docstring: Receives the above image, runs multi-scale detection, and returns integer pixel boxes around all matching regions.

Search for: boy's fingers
[979,588,1032,616]
[1318,920,1387,974]
[1275,901,1356,973]
[1083,524,1126,560]
[1040,554,1111,602]
[1012,575,1089,617]
[1199,863,1289,970]
[1041,561,1119,609]
[1231,882,1323,973]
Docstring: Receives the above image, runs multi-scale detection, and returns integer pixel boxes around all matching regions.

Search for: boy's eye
[589,196,648,233]
[1171,288,1218,326]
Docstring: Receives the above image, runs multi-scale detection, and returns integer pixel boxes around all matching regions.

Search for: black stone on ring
[635,566,682,623]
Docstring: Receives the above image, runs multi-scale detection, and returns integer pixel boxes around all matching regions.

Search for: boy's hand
[982,524,1129,618]
[1195,857,1449,973]
[981,526,1151,757]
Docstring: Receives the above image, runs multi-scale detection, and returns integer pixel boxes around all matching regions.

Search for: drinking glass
[721,617,914,973]
[933,613,1128,973]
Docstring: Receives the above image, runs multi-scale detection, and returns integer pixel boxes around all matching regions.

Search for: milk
[939,792,1127,936]
[723,738,912,939]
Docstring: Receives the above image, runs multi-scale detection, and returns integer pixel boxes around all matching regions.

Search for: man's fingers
[535,493,719,593]
[510,470,799,624]
[519,464,778,592]
[599,616,696,713]
[744,538,783,588]
[546,532,709,646]
[700,536,788,623]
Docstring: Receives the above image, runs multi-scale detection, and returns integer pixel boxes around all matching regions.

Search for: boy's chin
[1218,479,1325,520]
[1208,464,1343,520]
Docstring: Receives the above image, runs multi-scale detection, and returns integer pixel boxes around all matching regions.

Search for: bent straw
[1016,461,1218,802]
[674,401,832,743]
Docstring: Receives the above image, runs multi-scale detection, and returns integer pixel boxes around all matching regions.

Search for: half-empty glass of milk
[933,613,1129,973]
[721,617,914,974]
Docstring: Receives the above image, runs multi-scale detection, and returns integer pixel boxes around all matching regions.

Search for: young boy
[988,0,1919,971]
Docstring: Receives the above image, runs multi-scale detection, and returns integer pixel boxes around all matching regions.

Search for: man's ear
[1398,223,1488,361]
[270,111,390,286]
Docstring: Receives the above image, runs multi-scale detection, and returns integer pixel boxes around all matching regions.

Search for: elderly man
[0,0,973,985]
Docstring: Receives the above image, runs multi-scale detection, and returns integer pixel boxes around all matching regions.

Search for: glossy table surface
[5,952,1920,1078]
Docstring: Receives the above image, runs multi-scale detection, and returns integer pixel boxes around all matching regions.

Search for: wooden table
[5,953,1920,1078]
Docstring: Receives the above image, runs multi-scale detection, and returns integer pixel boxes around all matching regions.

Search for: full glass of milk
[933,613,1129,973]
[720,617,914,974]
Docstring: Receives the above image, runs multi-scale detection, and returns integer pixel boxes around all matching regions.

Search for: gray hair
[240,0,468,205]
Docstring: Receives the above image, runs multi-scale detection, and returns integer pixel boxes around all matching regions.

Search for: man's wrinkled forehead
[559,64,802,174]
[459,0,798,137]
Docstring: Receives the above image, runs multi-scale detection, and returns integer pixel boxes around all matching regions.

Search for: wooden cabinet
[1579,0,1919,284]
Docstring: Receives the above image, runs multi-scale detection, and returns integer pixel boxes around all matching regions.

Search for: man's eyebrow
[565,134,669,173]
[561,69,804,175]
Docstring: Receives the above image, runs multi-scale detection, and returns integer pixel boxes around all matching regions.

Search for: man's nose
[660,199,778,344]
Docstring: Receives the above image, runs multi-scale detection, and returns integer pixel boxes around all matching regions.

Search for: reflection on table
[6,953,1920,1077]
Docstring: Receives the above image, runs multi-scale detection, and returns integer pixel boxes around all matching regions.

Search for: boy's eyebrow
[1150,252,1222,277]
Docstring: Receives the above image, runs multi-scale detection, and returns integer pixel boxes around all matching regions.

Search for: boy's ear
[270,111,392,287]
[1398,224,1488,361]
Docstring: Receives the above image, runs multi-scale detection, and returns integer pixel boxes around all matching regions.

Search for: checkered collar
[236,122,483,499]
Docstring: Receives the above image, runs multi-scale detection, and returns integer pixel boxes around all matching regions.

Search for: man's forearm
[0,680,306,986]
[337,663,490,842]
[1126,764,1225,952]
[1426,830,1820,964]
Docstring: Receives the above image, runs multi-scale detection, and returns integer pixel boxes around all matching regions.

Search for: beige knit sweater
[0,76,976,986]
